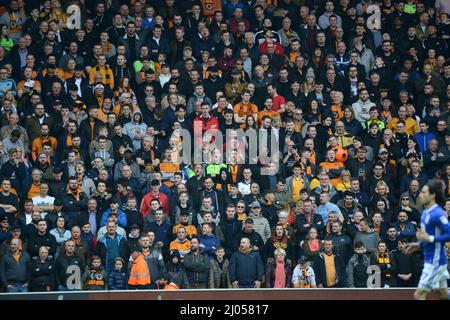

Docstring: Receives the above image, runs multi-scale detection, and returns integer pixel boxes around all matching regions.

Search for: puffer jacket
[108,268,128,290]
[346,253,371,288]
[208,258,231,288]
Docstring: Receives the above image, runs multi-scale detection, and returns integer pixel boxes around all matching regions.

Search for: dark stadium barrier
[0,288,432,300]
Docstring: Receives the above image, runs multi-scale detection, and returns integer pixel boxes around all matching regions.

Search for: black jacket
[313,252,347,288]
[330,233,353,264]
[345,158,374,183]
[62,191,89,229]
[30,256,55,290]
[27,232,57,258]
[220,217,242,256]
[295,213,325,242]
[233,230,264,253]
[186,176,204,211]
[54,253,85,288]
[183,250,210,287]
[79,118,104,145]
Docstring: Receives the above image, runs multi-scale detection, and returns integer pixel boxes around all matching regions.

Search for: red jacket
[259,40,284,56]
[140,191,170,217]
[193,115,219,133]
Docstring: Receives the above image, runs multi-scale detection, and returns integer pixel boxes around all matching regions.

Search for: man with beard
[62,176,88,230]
[183,237,210,289]
[138,233,166,289]
[204,66,224,104]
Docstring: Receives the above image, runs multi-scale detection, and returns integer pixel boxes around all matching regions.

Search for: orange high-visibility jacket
[128,254,151,286]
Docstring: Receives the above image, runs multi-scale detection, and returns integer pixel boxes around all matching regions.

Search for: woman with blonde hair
[302,70,316,97]
[48,0,68,29]
[336,170,352,192]
[405,104,421,124]
[265,248,293,288]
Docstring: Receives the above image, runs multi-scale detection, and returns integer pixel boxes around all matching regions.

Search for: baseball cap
[378,148,388,154]
[278,211,288,218]
[94,83,105,91]
[208,66,219,72]
[250,201,261,208]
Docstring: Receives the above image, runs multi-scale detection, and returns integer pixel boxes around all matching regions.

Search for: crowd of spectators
[0,0,449,292]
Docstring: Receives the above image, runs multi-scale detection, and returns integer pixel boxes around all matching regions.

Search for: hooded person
[163,250,189,289]
[123,110,147,151]
[214,168,233,192]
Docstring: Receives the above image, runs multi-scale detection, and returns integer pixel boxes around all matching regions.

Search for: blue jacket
[414,131,436,152]
[146,221,172,248]
[392,221,416,241]
[96,233,129,273]
[100,209,127,228]
[0,160,27,197]
[199,234,221,259]
[0,79,17,97]
[228,250,264,286]
[108,268,128,290]
[192,34,216,60]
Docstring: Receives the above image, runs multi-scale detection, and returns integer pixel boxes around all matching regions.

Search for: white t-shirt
[32,195,55,219]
